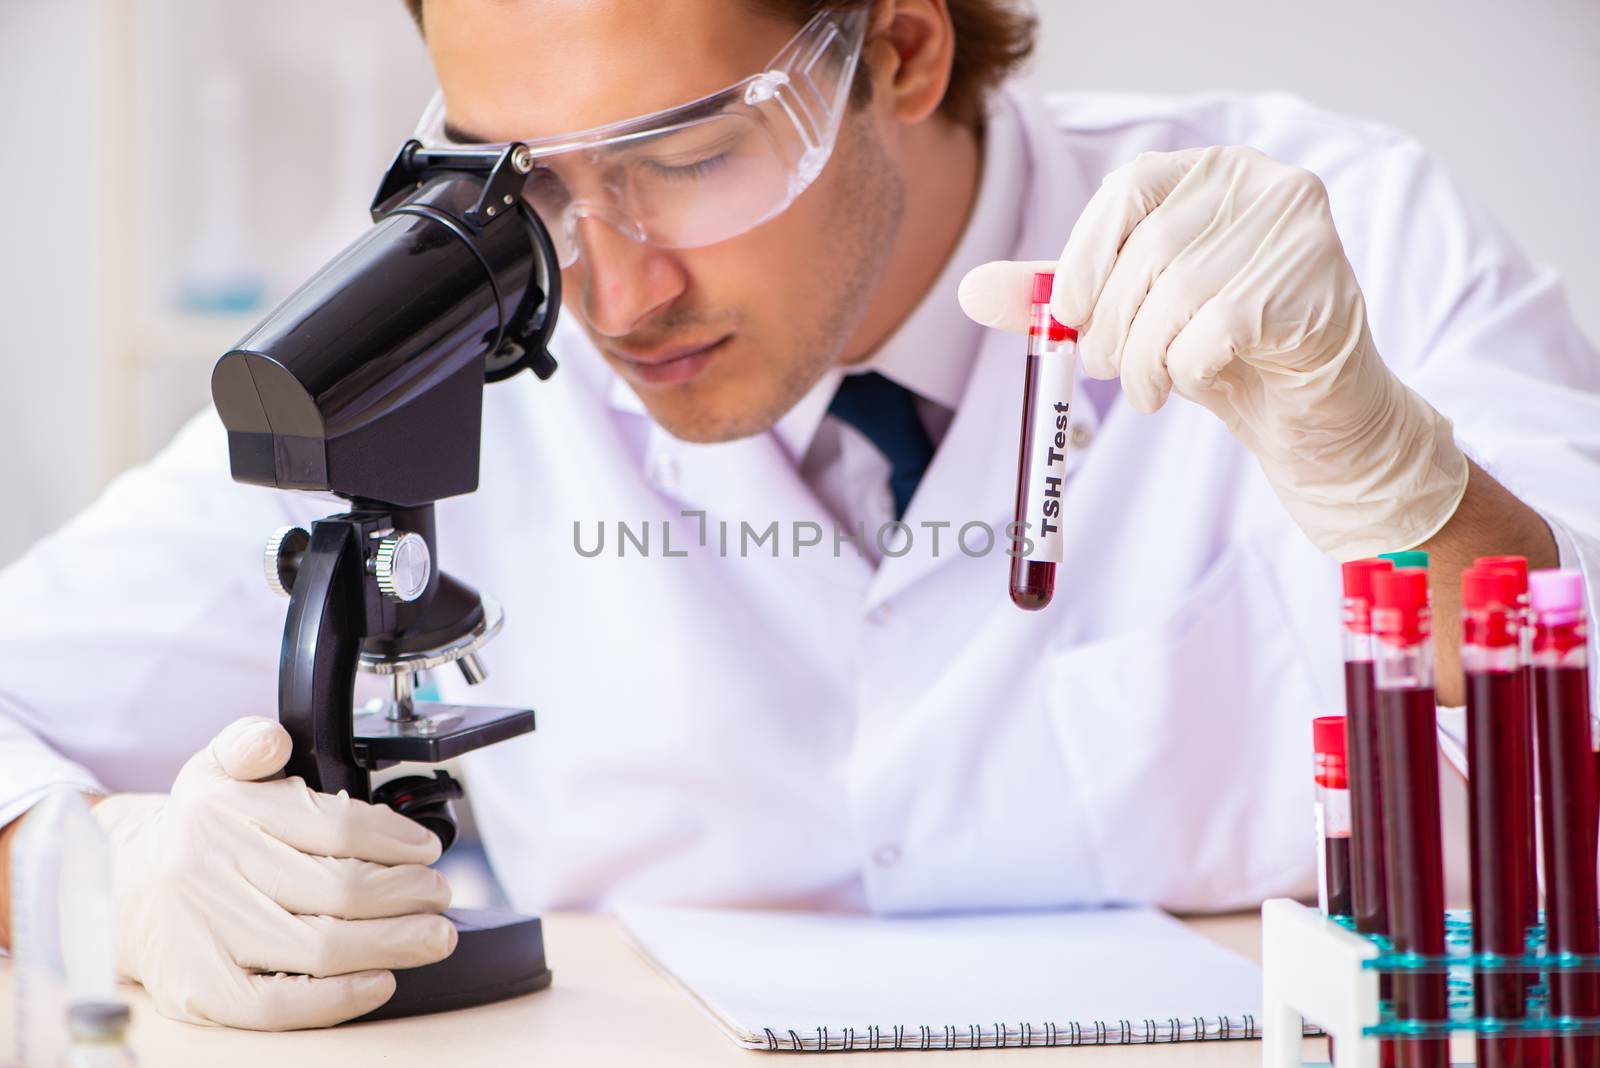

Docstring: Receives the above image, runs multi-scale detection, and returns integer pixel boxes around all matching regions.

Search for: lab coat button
[1070,423,1094,449]
[648,454,679,489]
[873,844,901,868]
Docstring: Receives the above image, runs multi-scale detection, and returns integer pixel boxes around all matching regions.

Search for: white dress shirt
[783,95,1024,556]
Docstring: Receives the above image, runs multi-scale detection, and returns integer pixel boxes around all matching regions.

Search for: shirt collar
[769,93,1027,460]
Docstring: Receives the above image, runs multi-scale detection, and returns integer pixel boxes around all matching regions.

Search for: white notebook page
[617,904,1263,1052]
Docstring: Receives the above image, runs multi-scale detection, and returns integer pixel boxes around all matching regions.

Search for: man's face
[425,0,905,443]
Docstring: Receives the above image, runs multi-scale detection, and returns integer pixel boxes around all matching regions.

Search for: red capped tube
[1475,555,1539,937]
[1371,567,1449,1068]
[1341,559,1394,945]
[1313,716,1353,919]
[1461,566,1534,1068]
[1340,557,1398,1067]
[1009,272,1079,610]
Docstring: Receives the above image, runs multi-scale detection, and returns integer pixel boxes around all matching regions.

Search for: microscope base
[352,907,552,1022]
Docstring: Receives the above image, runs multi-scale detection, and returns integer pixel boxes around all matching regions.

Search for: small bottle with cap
[58,1002,137,1067]
[1529,568,1598,1068]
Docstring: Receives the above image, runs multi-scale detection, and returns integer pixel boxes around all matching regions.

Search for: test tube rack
[1263,897,1600,1067]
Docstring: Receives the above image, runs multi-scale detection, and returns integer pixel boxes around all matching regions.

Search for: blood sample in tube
[1008,272,1078,611]
[1343,559,1395,937]
[1313,715,1354,918]
[1341,558,1398,1067]
[1373,567,1448,1068]
[1463,566,1533,1068]
[1476,555,1539,936]
[1530,569,1598,1068]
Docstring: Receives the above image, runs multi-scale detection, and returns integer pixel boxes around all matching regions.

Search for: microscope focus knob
[263,526,310,598]
[372,531,431,602]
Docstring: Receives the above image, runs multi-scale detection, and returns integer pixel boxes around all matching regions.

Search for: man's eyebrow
[442,119,496,145]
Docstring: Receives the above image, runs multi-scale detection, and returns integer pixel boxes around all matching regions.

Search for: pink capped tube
[1530,569,1598,1068]
[1009,272,1079,611]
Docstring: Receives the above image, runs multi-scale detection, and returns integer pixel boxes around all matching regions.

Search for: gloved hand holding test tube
[1007,271,1079,611]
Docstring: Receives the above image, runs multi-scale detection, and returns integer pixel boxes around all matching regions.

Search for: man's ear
[863,0,955,125]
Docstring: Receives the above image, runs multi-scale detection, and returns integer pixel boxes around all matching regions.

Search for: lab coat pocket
[1045,543,1321,912]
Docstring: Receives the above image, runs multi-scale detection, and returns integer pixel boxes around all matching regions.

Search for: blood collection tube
[1343,559,1401,1068]
[1373,567,1449,1068]
[1008,271,1078,611]
[1314,716,1355,918]
[1530,569,1599,1068]
[1463,566,1534,1068]
[1344,559,1394,932]
[1477,555,1539,933]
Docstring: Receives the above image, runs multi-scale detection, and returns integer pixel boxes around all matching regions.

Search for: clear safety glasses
[413,6,870,268]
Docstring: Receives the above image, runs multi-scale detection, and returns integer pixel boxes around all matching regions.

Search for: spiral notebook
[617,903,1264,1052]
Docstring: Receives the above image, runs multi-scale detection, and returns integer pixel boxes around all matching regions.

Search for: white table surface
[2,911,1338,1067]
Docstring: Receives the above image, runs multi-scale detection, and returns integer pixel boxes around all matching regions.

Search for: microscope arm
[279,520,369,798]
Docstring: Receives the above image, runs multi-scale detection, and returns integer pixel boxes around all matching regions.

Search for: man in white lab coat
[2,0,1597,1031]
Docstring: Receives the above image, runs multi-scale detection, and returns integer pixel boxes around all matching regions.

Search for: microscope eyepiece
[211,142,560,507]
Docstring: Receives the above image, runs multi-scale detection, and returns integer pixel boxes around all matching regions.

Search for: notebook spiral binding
[759,1014,1261,1051]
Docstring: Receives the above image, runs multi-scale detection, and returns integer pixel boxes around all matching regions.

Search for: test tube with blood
[1530,569,1599,1068]
[1463,566,1534,1068]
[1343,559,1395,937]
[1342,558,1399,1067]
[1313,715,1355,919]
[1008,272,1078,611]
[1372,567,1449,1068]
[1476,554,1539,935]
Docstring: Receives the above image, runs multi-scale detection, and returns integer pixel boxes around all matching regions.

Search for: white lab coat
[2,86,1598,916]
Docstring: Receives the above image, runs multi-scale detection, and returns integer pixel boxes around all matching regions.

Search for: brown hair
[746,1,1037,126]
[399,1,1037,128]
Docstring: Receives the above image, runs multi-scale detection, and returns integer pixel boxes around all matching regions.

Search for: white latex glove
[959,145,1469,560]
[90,716,456,1030]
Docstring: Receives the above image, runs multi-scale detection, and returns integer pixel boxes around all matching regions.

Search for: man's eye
[526,166,564,190]
[640,154,730,183]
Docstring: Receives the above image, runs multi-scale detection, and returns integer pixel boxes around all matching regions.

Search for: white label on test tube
[1018,299,1077,564]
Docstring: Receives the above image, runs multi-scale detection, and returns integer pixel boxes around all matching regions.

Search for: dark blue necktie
[827,371,935,521]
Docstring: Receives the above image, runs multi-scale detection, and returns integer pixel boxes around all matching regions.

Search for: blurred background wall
[1,0,1596,567]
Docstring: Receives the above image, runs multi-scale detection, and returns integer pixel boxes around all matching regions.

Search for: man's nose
[571,217,688,339]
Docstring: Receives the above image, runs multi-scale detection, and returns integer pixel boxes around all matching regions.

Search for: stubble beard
[666,109,906,444]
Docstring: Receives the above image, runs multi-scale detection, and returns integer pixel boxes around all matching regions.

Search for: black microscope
[210,139,561,1020]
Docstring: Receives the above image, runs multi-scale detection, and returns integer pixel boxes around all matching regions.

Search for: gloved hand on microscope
[85,717,456,1029]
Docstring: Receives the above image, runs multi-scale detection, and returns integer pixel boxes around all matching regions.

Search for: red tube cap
[1340,558,1394,634]
[1029,271,1078,342]
[1342,558,1394,599]
[1312,715,1346,759]
[1312,716,1347,788]
[1475,555,1528,595]
[1462,567,1521,611]
[1372,567,1430,645]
